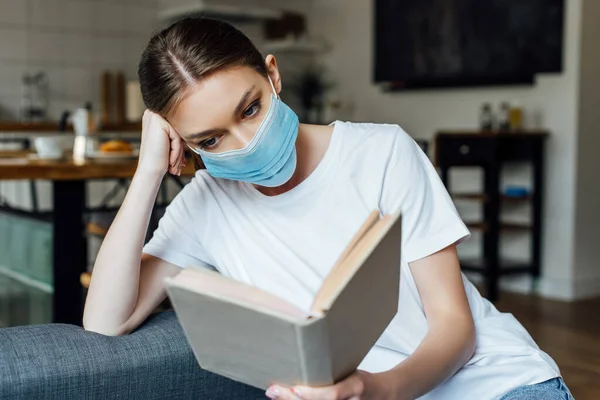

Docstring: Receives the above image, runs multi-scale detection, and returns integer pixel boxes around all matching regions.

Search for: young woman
[83,17,572,400]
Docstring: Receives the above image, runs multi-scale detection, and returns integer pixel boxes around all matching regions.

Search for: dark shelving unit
[435,131,548,301]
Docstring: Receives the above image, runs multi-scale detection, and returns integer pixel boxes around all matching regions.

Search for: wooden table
[0,156,195,325]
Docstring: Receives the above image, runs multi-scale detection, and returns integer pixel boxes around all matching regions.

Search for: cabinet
[435,131,547,301]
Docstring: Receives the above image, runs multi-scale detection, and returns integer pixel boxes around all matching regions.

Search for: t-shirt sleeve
[379,126,470,263]
[143,182,214,270]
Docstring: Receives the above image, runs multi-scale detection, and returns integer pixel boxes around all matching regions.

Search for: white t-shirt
[144,121,560,400]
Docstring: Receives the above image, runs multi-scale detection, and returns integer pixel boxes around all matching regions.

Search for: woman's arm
[384,244,475,399]
[269,245,475,400]
[83,111,187,336]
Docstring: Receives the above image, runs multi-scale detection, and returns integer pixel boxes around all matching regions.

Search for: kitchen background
[0,0,159,208]
[1,0,598,299]
[0,1,599,397]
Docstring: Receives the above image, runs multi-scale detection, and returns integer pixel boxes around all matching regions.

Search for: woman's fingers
[265,387,301,400]
[160,119,181,170]
[176,146,185,175]
[169,143,186,176]
[168,141,185,176]
[283,373,365,400]
[169,139,181,169]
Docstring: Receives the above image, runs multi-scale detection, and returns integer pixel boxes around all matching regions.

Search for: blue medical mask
[189,78,299,188]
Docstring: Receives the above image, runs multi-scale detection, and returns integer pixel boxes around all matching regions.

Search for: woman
[83,17,571,400]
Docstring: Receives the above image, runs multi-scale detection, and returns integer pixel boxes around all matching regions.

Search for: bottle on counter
[479,103,494,131]
[72,107,89,164]
[498,102,511,131]
[509,100,524,131]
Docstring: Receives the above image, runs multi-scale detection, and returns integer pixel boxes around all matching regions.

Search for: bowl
[34,136,65,159]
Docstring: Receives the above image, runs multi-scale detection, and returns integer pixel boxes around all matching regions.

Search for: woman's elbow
[439,313,476,364]
[82,316,131,336]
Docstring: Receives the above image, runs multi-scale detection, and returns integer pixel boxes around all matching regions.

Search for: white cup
[71,108,89,136]
[34,136,65,159]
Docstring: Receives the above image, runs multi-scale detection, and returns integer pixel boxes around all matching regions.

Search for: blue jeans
[500,377,574,400]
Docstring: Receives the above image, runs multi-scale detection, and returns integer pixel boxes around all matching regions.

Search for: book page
[170,268,309,320]
[309,210,382,315]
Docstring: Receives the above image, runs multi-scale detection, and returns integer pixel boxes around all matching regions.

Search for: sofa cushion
[0,310,265,399]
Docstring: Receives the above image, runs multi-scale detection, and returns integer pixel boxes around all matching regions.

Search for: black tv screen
[374,0,565,89]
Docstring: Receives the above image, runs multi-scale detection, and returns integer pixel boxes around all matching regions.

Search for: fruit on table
[100,140,133,153]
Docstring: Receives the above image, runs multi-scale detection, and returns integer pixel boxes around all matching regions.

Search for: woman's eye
[243,101,260,118]
[199,136,220,150]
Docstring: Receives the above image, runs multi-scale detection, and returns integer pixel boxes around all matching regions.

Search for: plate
[27,153,65,161]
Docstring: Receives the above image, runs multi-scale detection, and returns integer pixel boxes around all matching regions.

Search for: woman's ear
[265,54,282,95]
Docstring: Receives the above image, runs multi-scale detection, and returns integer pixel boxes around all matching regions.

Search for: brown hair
[138,17,269,170]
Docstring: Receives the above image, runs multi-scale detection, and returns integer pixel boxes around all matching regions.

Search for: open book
[164,210,402,390]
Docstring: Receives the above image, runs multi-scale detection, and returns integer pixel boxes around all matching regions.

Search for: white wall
[0,0,157,121]
[309,0,585,299]
[572,0,600,298]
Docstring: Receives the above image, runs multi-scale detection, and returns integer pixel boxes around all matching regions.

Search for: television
[374,0,565,90]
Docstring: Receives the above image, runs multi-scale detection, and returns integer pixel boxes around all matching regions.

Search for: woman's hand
[265,370,400,400]
[137,109,186,177]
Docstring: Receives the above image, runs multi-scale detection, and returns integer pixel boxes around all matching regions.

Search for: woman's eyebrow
[233,85,256,117]
[188,129,221,140]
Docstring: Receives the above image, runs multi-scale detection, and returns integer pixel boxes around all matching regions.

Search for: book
[164,210,402,390]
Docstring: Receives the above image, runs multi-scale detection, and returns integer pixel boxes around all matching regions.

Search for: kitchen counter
[0,131,142,139]
[0,132,143,151]
[0,121,142,132]
[0,156,194,180]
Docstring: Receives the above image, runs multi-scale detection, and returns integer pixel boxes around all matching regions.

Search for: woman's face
[168,60,280,154]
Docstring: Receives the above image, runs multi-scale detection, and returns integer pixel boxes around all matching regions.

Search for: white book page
[169,268,309,320]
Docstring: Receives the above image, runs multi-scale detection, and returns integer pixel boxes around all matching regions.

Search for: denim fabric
[500,377,574,400]
[0,311,265,400]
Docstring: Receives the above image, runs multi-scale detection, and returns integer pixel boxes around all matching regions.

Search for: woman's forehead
[170,67,264,137]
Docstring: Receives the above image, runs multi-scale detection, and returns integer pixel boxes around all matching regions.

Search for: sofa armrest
[0,311,264,400]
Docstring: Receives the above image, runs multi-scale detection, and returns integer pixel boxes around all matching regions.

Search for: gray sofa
[0,311,266,399]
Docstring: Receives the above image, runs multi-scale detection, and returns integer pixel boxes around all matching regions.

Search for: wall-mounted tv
[374,0,565,90]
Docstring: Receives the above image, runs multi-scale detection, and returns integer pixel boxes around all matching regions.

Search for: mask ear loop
[268,75,279,99]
